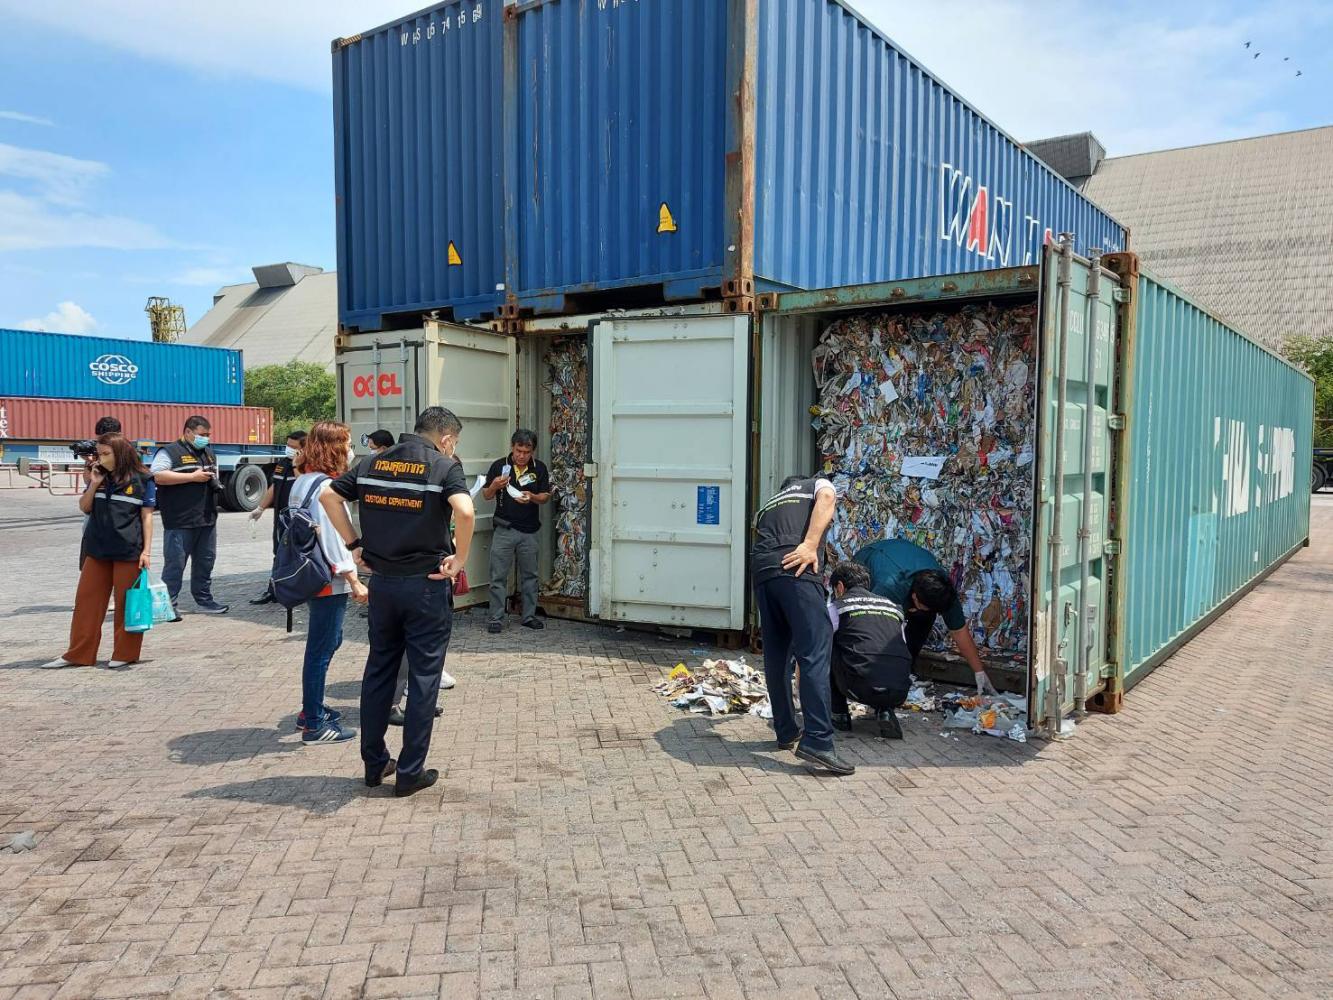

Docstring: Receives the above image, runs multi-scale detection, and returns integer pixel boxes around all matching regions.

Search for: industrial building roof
[1075,125,1333,346]
[183,264,336,369]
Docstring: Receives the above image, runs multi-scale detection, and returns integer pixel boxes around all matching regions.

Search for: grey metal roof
[1080,125,1333,345]
[183,267,337,370]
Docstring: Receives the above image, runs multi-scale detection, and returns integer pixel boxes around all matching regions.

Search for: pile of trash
[653,658,772,718]
[939,689,1029,743]
[544,338,590,599]
[811,303,1038,662]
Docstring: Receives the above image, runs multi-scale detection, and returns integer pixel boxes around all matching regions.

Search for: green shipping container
[746,244,1312,735]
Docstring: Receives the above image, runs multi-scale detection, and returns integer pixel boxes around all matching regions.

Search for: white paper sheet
[902,455,946,480]
[468,474,485,498]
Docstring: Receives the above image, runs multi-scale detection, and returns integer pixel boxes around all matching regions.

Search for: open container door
[1030,242,1120,735]
[337,321,515,611]
[589,314,750,630]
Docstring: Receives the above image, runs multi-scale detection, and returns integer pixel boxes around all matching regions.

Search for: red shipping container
[0,397,272,446]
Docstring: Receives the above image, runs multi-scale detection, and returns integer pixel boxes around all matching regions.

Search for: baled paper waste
[544,338,590,599]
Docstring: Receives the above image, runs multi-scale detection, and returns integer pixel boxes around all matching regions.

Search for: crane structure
[145,296,187,343]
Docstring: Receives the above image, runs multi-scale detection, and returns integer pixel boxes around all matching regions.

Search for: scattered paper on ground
[654,658,771,717]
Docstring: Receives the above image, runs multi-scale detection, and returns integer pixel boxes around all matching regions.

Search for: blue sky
[0,0,1328,341]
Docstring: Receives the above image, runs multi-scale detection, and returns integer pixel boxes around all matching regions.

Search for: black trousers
[831,671,909,715]
[361,574,453,780]
[905,609,937,661]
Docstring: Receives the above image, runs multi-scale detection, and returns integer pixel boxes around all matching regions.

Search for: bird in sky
[1254,52,1262,58]
[1283,56,1290,61]
[1244,41,1251,48]
[1296,70,1303,77]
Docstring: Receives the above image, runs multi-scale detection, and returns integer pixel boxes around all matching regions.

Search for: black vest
[751,478,828,590]
[270,457,296,539]
[155,440,218,529]
[85,473,151,562]
[832,586,913,700]
[349,434,463,576]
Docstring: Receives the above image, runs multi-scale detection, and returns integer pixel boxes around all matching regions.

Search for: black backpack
[270,474,333,608]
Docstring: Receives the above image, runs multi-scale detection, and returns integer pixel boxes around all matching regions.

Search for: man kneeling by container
[826,561,912,740]
[853,538,997,695]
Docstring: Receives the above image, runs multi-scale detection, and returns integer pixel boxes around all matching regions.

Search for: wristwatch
[348,537,362,551]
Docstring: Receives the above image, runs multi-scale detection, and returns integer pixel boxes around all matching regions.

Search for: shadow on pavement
[653,711,1042,773]
[167,726,293,765]
[2,605,75,618]
[184,774,366,815]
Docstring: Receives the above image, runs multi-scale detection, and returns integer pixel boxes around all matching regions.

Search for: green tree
[1281,336,1333,448]
[243,363,337,444]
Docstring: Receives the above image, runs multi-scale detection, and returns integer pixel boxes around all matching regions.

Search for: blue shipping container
[507,0,1126,311]
[0,330,243,406]
[332,0,504,331]
[333,0,1125,321]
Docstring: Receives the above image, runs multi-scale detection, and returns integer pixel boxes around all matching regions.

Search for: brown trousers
[64,558,144,665]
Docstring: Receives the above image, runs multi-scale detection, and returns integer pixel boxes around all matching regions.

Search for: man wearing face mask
[151,415,228,618]
[248,430,307,605]
[321,407,475,798]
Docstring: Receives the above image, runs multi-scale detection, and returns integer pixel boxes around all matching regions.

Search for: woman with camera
[43,434,156,670]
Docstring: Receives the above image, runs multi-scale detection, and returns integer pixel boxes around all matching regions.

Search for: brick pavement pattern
[1,488,1331,1000]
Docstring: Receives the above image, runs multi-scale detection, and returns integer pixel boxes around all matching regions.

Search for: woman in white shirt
[288,421,368,746]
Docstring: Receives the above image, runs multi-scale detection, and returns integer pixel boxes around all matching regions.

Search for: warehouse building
[1027,125,1333,347]
[184,263,336,369]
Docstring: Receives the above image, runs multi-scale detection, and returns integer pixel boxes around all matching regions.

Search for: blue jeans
[162,526,217,608]
[754,575,835,753]
[362,575,453,779]
[302,593,349,731]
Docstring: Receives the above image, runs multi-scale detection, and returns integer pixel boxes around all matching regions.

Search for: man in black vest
[827,561,913,740]
[323,407,475,798]
[151,415,227,618]
[248,429,307,605]
[751,474,855,776]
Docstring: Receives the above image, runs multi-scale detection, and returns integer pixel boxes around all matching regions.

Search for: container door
[338,331,423,447]
[589,315,750,630]
[417,321,516,611]
[1031,247,1119,733]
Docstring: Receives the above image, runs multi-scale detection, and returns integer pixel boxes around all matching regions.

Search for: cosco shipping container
[338,246,1312,735]
[0,329,243,406]
[332,0,1126,330]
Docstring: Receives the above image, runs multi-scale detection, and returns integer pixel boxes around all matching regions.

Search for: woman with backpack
[285,421,368,746]
[43,434,156,670]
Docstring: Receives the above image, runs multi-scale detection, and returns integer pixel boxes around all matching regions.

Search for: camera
[70,440,98,461]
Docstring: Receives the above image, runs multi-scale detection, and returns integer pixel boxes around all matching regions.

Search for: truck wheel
[1314,464,1328,494]
[224,465,268,512]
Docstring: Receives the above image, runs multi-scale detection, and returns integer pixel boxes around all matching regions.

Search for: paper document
[468,474,485,498]
[902,456,946,480]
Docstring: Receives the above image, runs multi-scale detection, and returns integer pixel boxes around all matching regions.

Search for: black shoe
[487,621,503,634]
[521,617,544,630]
[831,712,853,732]
[249,589,275,605]
[196,603,229,615]
[388,707,406,727]
[434,706,444,718]
[777,737,799,751]
[365,758,397,788]
[394,768,439,798]
[166,614,183,623]
[877,709,903,740]
[794,746,856,776]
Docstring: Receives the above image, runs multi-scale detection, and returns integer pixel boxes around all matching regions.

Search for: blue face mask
[192,435,210,450]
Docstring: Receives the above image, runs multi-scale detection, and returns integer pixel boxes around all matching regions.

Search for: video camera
[70,440,98,461]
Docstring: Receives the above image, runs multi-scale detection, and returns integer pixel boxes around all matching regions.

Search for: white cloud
[0,1,410,92]
[18,301,99,335]
[0,142,107,206]
[0,110,55,127]
[0,191,174,251]
[170,266,249,287]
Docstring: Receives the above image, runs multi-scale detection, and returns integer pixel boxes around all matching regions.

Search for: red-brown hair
[96,433,147,480]
[299,421,351,477]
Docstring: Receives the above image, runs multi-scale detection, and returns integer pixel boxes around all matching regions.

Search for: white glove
[249,508,264,522]
[975,670,998,696]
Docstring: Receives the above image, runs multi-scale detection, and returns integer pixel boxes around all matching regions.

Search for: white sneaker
[40,657,76,669]
[440,668,457,690]
[107,660,134,669]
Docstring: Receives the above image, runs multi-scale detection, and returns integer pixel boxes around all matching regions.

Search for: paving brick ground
[1,487,1330,1000]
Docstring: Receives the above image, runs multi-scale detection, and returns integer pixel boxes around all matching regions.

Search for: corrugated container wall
[332,0,504,331]
[1112,260,1313,689]
[336,0,1126,323]
[0,398,272,446]
[0,330,243,406]
[754,0,1126,289]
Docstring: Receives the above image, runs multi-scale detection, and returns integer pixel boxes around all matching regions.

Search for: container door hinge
[1107,413,1126,431]
[1103,539,1122,556]
[583,463,598,479]
[1113,288,1130,303]
[1100,661,1118,679]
